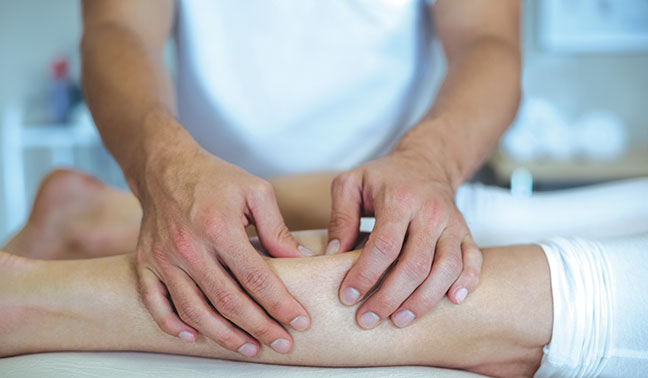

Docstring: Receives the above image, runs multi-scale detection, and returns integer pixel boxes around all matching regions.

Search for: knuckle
[212,290,242,319]
[201,275,223,297]
[454,216,469,232]
[404,256,432,281]
[159,316,177,333]
[274,224,293,243]
[332,172,352,188]
[371,235,399,260]
[266,299,290,317]
[332,172,358,196]
[245,180,276,211]
[250,323,275,340]
[219,333,242,351]
[421,202,443,228]
[200,214,227,243]
[392,186,416,208]
[353,268,380,291]
[178,303,206,326]
[465,244,483,261]
[462,267,480,286]
[242,268,272,294]
[251,180,274,198]
[422,199,441,215]
[417,293,441,312]
[439,255,463,278]
[331,175,343,190]
[170,228,197,260]
[371,296,398,316]
[260,180,274,194]
[329,210,356,229]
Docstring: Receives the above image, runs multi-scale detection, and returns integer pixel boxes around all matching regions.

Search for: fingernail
[238,343,258,357]
[392,310,416,328]
[270,338,291,354]
[178,331,195,342]
[326,239,340,255]
[341,287,360,305]
[358,312,380,329]
[290,315,309,331]
[298,245,314,256]
[455,287,468,304]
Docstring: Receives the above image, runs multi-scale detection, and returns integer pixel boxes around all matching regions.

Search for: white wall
[0,1,82,107]
[0,0,83,242]
[521,0,648,142]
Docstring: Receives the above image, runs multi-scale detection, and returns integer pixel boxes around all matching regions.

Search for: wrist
[126,110,202,200]
[391,121,464,192]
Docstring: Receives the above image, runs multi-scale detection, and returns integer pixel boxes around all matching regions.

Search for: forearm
[1,239,551,376]
[81,4,197,186]
[395,37,521,189]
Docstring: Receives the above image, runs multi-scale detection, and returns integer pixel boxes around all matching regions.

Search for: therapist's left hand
[327,150,482,329]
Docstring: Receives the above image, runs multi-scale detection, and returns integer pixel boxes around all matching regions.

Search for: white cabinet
[0,104,105,240]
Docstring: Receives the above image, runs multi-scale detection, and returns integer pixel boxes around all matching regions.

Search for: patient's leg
[8,169,648,260]
[457,179,648,246]
[276,176,648,244]
[0,232,552,378]
[3,170,335,259]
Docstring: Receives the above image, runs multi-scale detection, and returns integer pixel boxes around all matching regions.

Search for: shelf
[490,147,648,183]
[21,122,99,148]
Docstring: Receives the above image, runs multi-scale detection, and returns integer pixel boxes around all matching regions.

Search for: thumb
[327,173,362,255]
[249,184,310,258]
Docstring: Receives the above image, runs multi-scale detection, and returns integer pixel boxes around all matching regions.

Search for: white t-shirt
[175,0,443,178]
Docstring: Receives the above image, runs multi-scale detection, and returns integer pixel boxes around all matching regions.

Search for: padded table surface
[0,352,487,378]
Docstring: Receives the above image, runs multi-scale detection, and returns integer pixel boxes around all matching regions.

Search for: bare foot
[3,169,142,259]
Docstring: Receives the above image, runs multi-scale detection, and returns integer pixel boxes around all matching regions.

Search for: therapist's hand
[134,147,311,356]
[327,151,482,329]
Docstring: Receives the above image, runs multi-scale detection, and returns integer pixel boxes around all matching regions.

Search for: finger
[390,229,463,328]
[448,234,482,305]
[193,243,299,354]
[164,266,260,357]
[247,181,311,258]
[138,267,198,342]
[219,229,311,333]
[339,206,409,308]
[327,172,363,255]
[356,218,438,329]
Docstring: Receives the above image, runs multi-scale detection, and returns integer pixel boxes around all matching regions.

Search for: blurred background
[1,0,647,244]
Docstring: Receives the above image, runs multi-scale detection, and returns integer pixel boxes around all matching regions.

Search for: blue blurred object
[50,58,72,123]
[49,58,82,124]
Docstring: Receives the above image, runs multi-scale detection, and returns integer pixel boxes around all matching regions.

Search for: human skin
[80,0,521,350]
[327,0,521,329]
[1,170,340,261]
[0,231,551,378]
[81,0,313,354]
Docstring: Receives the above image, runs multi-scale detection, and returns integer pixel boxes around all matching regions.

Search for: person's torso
[175,0,442,177]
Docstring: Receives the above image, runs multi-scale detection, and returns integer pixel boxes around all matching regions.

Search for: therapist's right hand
[133,146,312,357]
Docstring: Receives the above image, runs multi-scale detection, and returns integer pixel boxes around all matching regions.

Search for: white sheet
[0,352,486,378]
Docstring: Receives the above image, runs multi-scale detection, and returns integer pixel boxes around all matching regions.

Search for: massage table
[1,352,487,377]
